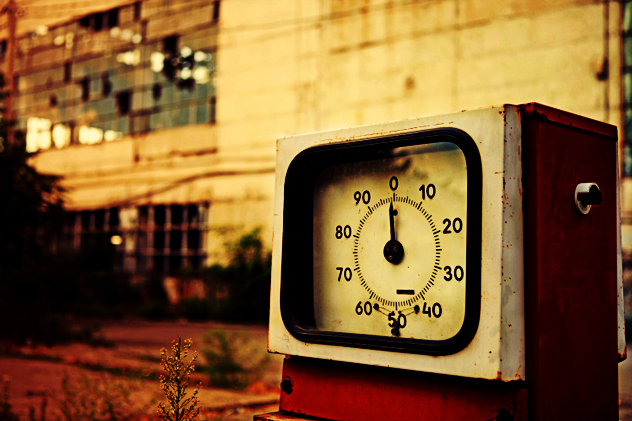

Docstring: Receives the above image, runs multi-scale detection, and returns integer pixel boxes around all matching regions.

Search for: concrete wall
[22,0,626,265]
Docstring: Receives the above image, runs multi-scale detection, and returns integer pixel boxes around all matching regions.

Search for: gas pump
[256,103,625,420]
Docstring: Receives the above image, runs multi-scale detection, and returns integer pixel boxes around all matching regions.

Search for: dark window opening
[154,205,166,226]
[152,83,162,101]
[64,62,72,83]
[154,256,164,272]
[116,90,132,115]
[0,40,7,61]
[171,205,183,225]
[108,9,119,28]
[109,207,120,228]
[49,94,58,107]
[210,96,216,124]
[81,211,90,229]
[93,13,104,31]
[134,1,142,21]
[191,256,201,269]
[169,230,182,250]
[163,35,178,57]
[187,230,200,250]
[79,12,105,31]
[187,205,199,224]
[213,0,220,21]
[139,206,148,226]
[169,255,182,273]
[102,73,112,97]
[64,212,76,229]
[177,77,195,90]
[79,16,90,28]
[13,74,18,93]
[80,76,90,102]
[154,231,165,249]
[94,209,105,229]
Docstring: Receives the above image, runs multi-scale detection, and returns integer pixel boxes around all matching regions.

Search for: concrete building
[5,0,632,274]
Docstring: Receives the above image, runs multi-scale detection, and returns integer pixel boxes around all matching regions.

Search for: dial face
[281,130,481,354]
[313,142,467,341]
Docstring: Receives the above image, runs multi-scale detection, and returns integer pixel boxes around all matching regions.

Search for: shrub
[57,372,147,421]
[158,337,200,421]
[203,229,271,323]
[200,329,269,390]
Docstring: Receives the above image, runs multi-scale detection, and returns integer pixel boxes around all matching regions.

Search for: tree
[0,71,66,343]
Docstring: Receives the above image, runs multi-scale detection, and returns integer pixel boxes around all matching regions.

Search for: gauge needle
[389,201,396,241]
[383,197,404,264]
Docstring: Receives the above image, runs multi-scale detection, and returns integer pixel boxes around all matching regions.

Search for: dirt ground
[0,320,283,420]
[4,320,632,419]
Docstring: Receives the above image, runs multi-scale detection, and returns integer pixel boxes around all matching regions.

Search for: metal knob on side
[575,183,602,215]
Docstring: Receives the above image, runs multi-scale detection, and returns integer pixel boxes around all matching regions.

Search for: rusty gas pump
[256,103,624,421]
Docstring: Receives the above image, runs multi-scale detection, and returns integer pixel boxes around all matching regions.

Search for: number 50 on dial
[280,129,482,355]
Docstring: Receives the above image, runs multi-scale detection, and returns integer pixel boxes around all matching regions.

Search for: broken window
[116,90,132,115]
[108,9,119,28]
[213,0,220,21]
[134,1,142,21]
[122,203,208,273]
[102,73,112,97]
[64,62,72,83]
[61,207,123,270]
[0,40,7,61]
[80,76,90,102]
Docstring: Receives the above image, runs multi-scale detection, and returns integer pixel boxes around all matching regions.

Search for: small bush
[57,372,148,421]
[202,229,271,323]
[200,329,269,390]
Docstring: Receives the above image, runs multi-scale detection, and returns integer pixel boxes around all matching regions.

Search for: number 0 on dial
[280,129,482,355]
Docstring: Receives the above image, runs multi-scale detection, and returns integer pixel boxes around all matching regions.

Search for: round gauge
[281,129,481,355]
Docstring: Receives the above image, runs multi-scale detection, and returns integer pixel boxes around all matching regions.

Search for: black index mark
[396,289,415,295]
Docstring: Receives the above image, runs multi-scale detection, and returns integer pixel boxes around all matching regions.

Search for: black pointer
[383,197,404,264]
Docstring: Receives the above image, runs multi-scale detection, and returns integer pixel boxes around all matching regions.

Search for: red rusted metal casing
[521,103,619,420]
[257,104,620,421]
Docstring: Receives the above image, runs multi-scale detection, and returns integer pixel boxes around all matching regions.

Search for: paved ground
[0,320,283,420]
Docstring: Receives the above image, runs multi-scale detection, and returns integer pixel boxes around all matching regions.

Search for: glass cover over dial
[281,130,481,354]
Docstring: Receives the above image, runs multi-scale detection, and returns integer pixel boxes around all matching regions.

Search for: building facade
[6,0,632,274]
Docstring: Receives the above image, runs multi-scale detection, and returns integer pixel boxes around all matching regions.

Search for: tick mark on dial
[396,289,414,295]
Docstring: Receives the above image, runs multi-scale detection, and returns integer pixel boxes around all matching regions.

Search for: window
[61,207,123,269]
[102,73,112,97]
[62,204,207,273]
[152,83,162,101]
[210,96,216,124]
[134,1,142,21]
[116,90,132,115]
[79,12,105,31]
[64,62,72,83]
[213,1,220,21]
[80,76,90,102]
[108,9,119,28]
[0,40,6,61]
[122,203,208,273]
